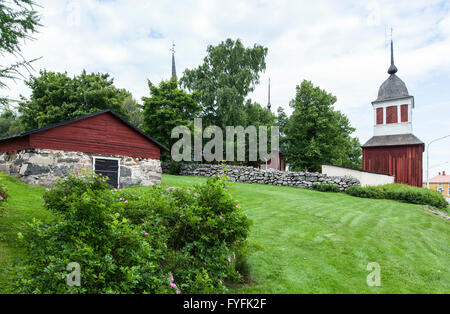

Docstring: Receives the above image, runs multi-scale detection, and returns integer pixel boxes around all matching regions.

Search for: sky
[3,0,450,179]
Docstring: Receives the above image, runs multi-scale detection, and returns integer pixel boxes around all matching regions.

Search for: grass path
[160,175,450,293]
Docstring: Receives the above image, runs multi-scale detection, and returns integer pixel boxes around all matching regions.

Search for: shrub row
[312,183,341,193]
[14,172,251,294]
[346,184,448,209]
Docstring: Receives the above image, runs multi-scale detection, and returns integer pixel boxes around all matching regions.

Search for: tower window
[401,104,408,122]
[376,108,383,124]
[386,106,398,124]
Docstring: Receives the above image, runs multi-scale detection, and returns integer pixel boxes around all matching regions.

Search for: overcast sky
[4,0,450,179]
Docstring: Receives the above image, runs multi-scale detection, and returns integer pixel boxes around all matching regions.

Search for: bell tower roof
[375,40,409,102]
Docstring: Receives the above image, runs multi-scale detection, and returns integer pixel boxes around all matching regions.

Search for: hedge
[346,184,448,209]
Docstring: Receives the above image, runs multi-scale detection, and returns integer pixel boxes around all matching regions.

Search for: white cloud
[3,0,449,178]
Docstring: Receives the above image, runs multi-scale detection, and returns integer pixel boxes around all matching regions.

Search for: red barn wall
[362,144,424,187]
[29,113,161,159]
[0,136,30,152]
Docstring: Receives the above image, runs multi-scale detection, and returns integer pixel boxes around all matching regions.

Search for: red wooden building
[362,41,424,187]
[260,152,286,171]
[0,110,168,188]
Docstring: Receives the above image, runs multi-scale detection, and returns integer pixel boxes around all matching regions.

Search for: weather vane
[171,42,176,54]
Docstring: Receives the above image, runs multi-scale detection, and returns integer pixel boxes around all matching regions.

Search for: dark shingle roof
[362,134,424,147]
[375,74,410,102]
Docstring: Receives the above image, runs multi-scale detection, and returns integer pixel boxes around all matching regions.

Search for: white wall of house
[322,165,395,187]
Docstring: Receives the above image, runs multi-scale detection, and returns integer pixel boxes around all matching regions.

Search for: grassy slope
[159,175,450,294]
[0,174,448,293]
[0,174,52,293]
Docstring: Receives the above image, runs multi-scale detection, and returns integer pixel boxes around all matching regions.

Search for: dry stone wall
[177,163,360,191]
[0,148,161,187]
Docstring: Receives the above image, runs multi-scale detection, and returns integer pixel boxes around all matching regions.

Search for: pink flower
[228,257,232,263]
[144,232,149,236]
[219,216,223,220]
[162,275,166,278]
[170,274,174,282]
[89,181,93,184]
[235,204,239,208]
[233,254,236,259]
[170,282,177,289]
[124,200,128,204]
[176,290,181,294]
[45,188,51,192]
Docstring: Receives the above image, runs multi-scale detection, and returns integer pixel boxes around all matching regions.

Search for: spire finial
[388,39,398,75]
[171,42,177,79]
[267,78,271,111]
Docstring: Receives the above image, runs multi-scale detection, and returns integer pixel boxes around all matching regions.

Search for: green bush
[312,183,341,193]
[346,184,448,209]
[0,175,10,215]
[14,172,251,294]
[163,161,182,175]
[345,186,385,199]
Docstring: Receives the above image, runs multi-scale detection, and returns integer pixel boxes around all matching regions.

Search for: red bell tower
[362,41,424,187]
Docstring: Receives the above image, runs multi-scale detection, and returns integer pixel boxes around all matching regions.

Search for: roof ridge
[0,109,168,151]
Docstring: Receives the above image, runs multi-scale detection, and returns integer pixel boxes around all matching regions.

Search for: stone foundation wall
[178,163,360,191]
[0,148,161,187]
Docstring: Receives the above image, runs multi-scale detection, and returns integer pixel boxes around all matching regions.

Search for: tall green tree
[18,70,131,130]
[122,97,143,128]
[180,38,268,129]
[0,108,23,137]
[0,0,41,106]
[142,78,200,152]
[276,106,289,157]
[285,80,361,172]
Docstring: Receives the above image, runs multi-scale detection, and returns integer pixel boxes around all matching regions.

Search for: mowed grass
[159,174,450,294]
[0,174,52,293]
[0,173,448,293]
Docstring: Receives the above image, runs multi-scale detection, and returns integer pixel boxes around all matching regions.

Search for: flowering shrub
[14,172,251,294]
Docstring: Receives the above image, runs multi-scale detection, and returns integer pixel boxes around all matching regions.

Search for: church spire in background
[267,78,271,111]
[171,43,177,79]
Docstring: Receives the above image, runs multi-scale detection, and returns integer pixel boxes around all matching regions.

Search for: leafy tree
[181,38,268,129]
[122,97,143,128]
[285,80,361,172]
[0,0,41,106]
[276,106,289,156]
[18,70,131,130]
[0,108,23,137]
[142,78,200,152]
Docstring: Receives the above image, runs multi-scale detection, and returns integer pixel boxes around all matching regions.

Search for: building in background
[425,171,450,200]
[362,41,424,187]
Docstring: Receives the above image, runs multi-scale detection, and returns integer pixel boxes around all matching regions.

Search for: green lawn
[0,174,52,293]
[0,173,449,293]
[158,175,449,293]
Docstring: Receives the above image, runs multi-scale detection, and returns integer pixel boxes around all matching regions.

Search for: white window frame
[92,156,121,188]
